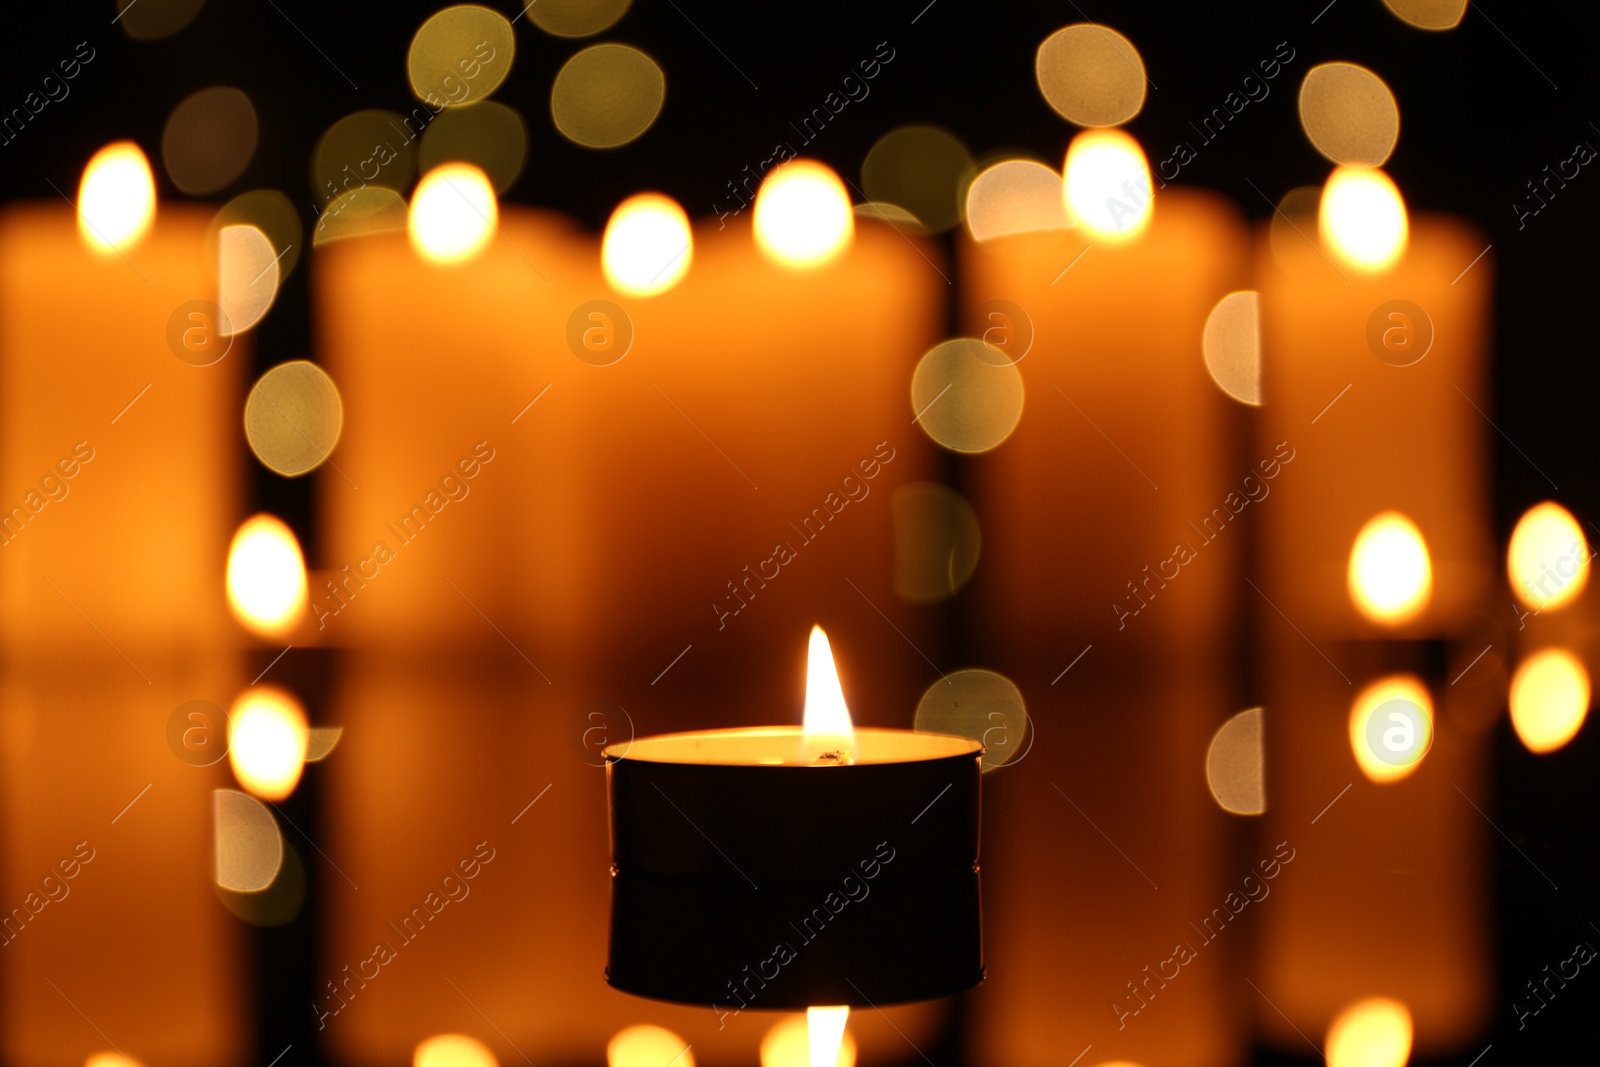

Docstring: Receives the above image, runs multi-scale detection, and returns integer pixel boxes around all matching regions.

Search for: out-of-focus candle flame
[415,1035,498,1067]
[607,1025,694,1067]
[1320,165,1408,271]
[409,163,496,264]
[1325,997,1413,1067]
[603,193,693,296]
[801,626,857,765]
[1349,675,1433,783]
[228,687,310,801]
[1510,648,1590,754]
[806,1006,850,1067]
[1348,511,1432,626]
[1507,501,1590,612]
[760,1014,856,1067]
[85,1053,146,1067]
[78,141,156,253]
[226,513,308,639]
[1063,128,1152,241]
[754,160,853,269]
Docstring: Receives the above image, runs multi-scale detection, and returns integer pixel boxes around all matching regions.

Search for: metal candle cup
[604,726,983,1010]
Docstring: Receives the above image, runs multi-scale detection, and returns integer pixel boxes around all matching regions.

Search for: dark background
[3,0,1597,1063]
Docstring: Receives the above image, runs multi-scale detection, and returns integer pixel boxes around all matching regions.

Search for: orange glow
[1349,675,1433,783]
[226,514,309,639]
[1320,166,1407,271]
[1508,501,1590,611]
[85,1054,146,1067]
[415,1035,498,1067]
[1348,511,1432,625]
[409,163,497,264]
[760,1014,856,1067]
[754,160,853,269]
[1510,648,1590,754]
[78,141,156,252]
[603,193,693,296]
[228,687,310,800]
[1063,128,1152,241]
[1325,997,1413,1067]
[607,1025,694,1067]
[801,626,857,765]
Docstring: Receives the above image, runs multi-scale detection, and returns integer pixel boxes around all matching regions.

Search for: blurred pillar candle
[959,148,1251,1067]
[0,145,244,1067]
[1254,176,1492,1052]
[315,178,945,1064]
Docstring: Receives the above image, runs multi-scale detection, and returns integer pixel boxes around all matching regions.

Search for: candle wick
[811,749,853,766]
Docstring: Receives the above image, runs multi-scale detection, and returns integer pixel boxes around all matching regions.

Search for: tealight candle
[605,626,982,1013]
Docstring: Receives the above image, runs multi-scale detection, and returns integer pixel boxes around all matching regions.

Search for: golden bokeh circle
[911,339,1025,454]
[915,669,1028,772]
[1381,0,1467,30]
[244,361,345,477]
[209,190,301,283]
[529,0,633,38]
[1299,63,1400,166]
[408,5,515,106]
[419,101,528,193]
[551,44,665,148]
[861,124,974,235]
[117,0,207,40]
[311,110,418,207]
[162,86,258,195]
[1036,24,1146,127]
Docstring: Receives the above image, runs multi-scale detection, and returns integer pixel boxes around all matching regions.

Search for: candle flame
[801,625,857,765]
[78,141,156,253]
[1348,510,1432,626]
[603,193,694,296]
[226,514,308,639]
[1320,165,1407,271]
[414,1034,498,1067]
[1063,128,1152,241]
[1348,674,1433,783]
[1510,648,1590,754]
[806,1006,850,1067]
[754,160,853,269]
[1325,997,1413,1067]
[228,686,309,801]
[409,163,496,264]
[1507,501,1589,612]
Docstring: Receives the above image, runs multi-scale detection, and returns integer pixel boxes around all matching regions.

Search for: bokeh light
[1205,707,1265,814]
[551,44,665,148]
[212,787,284,892]
[228,687,310,801]
[311,110,418,207]
[1299,63,1400,167]
[245,361,345,477]
[528,0,633,37]
[115,0,206,40]
[218,224,281,336]
[1035,24,1146,127]
[760,1013,856,1067]
[892,482,981,604]
[911,338,1025,453]
[1510,648,1590,754]
[602,193,693,296]
[754,160,853,269]
[606,1025,693,1067]
[1348,511,1432,625]
[1325,997,1413,1067]
[407,6,515,106]
[211,190,302,282]
[314,187,410,246]
[78,141,155,253]
[861,124,974,234]
[965,159,1070,242]
[1063,128,1152,241]
[415,1035,498,1067]
[162,86,258,195]
[1201,291,1262,406]
[914,669,1027,772]
[410,163,497,264]
[1507,501,1590,611]
[419,101,529,194]
[1382,0,1467,30]
[226,513,308,638]
[1321,166,1408,271]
